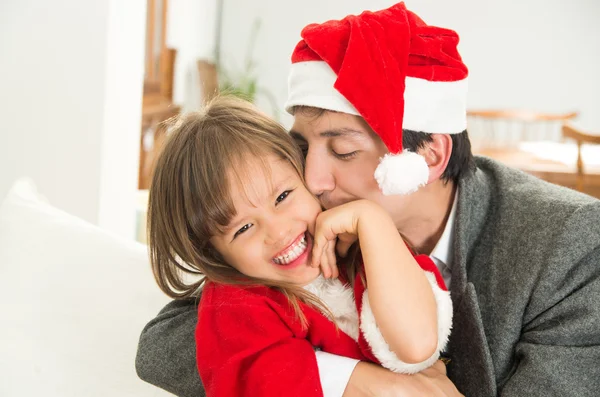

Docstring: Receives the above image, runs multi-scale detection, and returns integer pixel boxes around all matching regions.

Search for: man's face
[290,110,415,220]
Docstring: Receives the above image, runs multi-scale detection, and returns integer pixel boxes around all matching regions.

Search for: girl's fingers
[312,230,334,268]
[316,240,339,279]
[312,209,352,273]
[320,241,330,278]
[311,250,320,268]
[326,240,338,279]
[311,234,325,268]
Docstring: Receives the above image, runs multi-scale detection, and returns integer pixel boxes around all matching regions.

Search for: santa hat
[285,2,468,195]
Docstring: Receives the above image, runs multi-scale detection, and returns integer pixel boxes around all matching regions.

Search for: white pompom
[374,150,429,195]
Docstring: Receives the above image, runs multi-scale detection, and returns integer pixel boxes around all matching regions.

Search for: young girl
[148,96,452,397]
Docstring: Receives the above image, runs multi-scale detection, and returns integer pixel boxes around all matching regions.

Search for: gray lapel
[446,160,497,396]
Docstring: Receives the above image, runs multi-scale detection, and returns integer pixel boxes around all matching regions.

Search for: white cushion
[0,179,172,396]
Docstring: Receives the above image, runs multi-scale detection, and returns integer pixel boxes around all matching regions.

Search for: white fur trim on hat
[403,77,468,134]
[285,61,467,134]
[285,61,359,115]
[359,272,453,374]
[374,150,429,195]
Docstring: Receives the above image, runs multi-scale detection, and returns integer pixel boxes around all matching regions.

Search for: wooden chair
[197,60,219,105]
[562,123,600,192]
[138,0,181,189]
[467,109,578,150]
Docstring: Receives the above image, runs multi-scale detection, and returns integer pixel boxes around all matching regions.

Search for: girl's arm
[311,200,442,366]
[357,201,438,363]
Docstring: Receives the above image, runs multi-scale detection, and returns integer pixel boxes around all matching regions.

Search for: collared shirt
[429,190,458,288]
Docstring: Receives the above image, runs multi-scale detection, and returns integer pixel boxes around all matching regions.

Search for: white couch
[0,179,173,396]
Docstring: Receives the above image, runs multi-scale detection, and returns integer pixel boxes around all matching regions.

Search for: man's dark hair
[402,129,475,184]
[290,105,476,184]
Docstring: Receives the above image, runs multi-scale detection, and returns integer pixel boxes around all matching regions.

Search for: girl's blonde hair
[148,96,333,326]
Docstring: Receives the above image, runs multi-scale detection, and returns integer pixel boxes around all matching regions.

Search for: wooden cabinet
[138,98,180,190]
[138,0,180,189]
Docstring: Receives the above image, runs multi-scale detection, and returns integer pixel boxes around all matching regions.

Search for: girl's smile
[210,154,322,286]
[271,232,312,269]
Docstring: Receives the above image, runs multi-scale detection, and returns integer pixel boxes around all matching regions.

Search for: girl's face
[210,154,322,287]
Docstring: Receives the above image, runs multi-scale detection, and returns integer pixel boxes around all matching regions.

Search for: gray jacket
[136,157,600,396]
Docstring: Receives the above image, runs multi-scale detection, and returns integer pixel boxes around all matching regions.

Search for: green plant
[217,18,279,118]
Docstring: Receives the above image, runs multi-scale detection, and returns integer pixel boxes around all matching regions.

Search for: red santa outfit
[304,254,452,374]
[196,281,365,397]
[196,254,452,397]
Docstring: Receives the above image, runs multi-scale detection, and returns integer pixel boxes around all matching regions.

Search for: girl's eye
[276,190,292,204]
[333,150,358,160]
[233,223,252,239]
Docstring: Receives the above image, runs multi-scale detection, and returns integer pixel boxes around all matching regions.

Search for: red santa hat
[285,2,469,195]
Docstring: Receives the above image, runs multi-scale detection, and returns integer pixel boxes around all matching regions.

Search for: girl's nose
[264,215,293,248]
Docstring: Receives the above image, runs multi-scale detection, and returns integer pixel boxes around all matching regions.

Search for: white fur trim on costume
[285,61,467,134]
[374,150,429,196]
[285,61,360,116]
[359,272,453,374]
[304,275,359,341]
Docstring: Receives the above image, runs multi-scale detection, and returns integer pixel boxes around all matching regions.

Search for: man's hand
[343,361,463,397]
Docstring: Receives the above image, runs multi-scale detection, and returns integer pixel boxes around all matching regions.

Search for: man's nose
[304,150,335,197]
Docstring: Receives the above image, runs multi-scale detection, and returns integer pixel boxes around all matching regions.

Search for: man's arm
[136,300,463,397]
[500,203,600,396]
[343,361,463,397]
[499,246,600,396]
[135,298,203,397]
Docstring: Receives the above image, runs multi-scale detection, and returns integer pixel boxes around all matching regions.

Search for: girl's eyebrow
[222,221,237,235]
[269,178,290,200]
[222,177,290,235]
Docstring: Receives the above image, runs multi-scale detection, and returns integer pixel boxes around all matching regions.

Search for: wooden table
[477,147,600,199]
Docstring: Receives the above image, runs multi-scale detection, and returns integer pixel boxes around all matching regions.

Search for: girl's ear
[420,134,453,184]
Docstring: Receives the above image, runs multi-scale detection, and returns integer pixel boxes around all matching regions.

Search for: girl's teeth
[274,236,307,265]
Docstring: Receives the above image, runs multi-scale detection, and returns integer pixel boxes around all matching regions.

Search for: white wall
[167,0,219,111]
[98,1,148,237]
[218,0,600,130]
[2,0,595,238]
[0,0,146,238]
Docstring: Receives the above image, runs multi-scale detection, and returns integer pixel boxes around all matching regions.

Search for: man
[136,3,600,396]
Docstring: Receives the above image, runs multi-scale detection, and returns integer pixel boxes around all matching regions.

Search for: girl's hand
[310,200,380,275]
[315,239,339,279]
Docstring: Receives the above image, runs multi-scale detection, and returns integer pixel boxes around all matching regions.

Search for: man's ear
[419,134,453,184]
